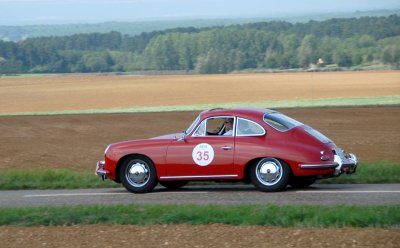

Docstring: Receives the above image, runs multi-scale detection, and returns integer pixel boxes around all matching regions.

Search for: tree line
[0,15,399,74]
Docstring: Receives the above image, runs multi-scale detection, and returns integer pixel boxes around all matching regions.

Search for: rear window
[263,112,303,132]
[237,118,265,136]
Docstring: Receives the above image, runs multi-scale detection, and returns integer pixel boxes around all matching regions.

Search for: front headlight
[104,144,111,155]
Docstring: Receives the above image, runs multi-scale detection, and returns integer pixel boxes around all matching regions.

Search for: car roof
[200,107,276,120]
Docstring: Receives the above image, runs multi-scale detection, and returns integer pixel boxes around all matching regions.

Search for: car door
[163,116,236,179]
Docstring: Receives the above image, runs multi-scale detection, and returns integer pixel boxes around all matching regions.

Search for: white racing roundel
[192,143,215,166]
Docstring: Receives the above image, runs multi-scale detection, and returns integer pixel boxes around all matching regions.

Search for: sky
[0,0,399,25]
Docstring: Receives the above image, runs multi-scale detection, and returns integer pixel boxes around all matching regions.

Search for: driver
[223,118,234,136]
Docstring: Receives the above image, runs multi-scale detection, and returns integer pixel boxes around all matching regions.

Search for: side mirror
[177,131,187,142]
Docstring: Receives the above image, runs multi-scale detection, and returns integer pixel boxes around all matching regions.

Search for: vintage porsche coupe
[96,107,358,193]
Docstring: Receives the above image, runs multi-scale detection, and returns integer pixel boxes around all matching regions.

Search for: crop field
[1,70,399,114]
[1,70,399,247]
[0,107,399,173]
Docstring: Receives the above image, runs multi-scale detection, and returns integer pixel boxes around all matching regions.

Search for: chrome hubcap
[126,161,149,187]
[256,159,282,186]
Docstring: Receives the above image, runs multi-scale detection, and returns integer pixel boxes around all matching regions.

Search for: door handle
[221,146,233,150]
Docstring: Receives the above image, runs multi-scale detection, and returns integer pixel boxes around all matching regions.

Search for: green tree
[81,52,113,72]
[332,49,353,67]
[382,45,400,68]
[0,58,23,73]
[297,35,316,68]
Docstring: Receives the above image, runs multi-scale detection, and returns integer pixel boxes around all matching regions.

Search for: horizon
[1,0,399,26]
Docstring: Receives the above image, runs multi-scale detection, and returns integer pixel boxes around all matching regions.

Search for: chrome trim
[104,144,111,155]
[125,161,150,187]
[334,154,343,175]
[96,168,108,176]
[185,115,200,135]
[334,152,358,175]
[95,161,108,181]
[160,174,238,179]
[349,153,358,164]
[192,120,206,136]
[320,151,330,161]
[236,117,266,136]
[255,158,282,186]
[221,146,233,150]
[300,163,338,169]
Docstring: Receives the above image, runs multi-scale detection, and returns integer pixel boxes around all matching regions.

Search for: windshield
[185,115,200,134]
[263,112,303,131]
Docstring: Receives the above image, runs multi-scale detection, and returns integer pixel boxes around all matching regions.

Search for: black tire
[250,158,290,192]
[289,177,316,189]
[159,181,188,190]
[119,156,157,193]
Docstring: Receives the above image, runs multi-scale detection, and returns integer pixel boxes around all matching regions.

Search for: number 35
[196,151,209,161]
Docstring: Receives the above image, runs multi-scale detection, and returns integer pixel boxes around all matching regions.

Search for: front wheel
[120,156,157,193]
[250,158,290,192]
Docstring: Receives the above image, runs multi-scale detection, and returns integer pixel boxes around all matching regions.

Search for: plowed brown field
[0,107,399,172]
[1,72,399,247]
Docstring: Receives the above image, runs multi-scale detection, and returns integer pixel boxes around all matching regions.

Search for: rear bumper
[300,152,358,176]
[95,161,109,181]
[333,153,358,175]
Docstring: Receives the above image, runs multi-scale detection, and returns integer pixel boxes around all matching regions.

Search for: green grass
[0,169,118,190]
[1,96,399,116]
[0,204,399,227]
[0,73,58,78]
[323,161,400,184]
[0,162,398,190]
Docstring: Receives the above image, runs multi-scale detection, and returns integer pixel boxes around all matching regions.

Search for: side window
[236,118,265,136]
[193,117,235,136]
[206,118,225,135]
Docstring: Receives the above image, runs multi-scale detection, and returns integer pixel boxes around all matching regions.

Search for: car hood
[150,132,183,140]
[108,133,181,149]
[111,133,182,147]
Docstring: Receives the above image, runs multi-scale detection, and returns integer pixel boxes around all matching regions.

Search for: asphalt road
[1,184,400,208]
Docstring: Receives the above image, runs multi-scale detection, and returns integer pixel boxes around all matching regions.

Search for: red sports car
[96,107,357,193]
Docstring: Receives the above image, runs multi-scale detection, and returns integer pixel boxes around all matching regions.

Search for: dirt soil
[1,224,399,248]
[0,106,399,172]
[1,71,399,113]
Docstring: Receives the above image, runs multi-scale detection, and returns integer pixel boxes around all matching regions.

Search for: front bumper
[95,161,109,181]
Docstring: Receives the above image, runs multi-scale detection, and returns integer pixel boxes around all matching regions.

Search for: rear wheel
[250,158,290,192]
[159,181,188,190]
[120,156,157,193]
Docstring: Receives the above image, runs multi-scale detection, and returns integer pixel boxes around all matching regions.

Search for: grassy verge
[0,204,399,227]
[322,161,400,184]
[0,169,118,190]
[0,162,399,190]
[1,96,399,116]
